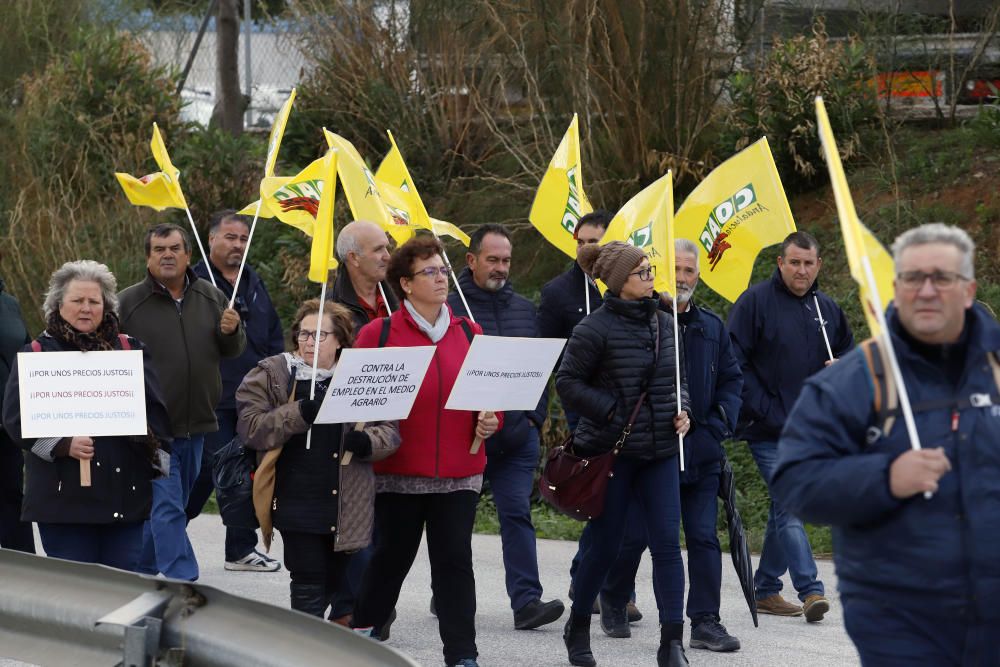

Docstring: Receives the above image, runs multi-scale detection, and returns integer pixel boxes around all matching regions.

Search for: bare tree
[211,0,245,135]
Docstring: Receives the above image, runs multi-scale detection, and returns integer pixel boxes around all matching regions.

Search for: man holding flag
[772,224,1000,664]
[726,230,852,621]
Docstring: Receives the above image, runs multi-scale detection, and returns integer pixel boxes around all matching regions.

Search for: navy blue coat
[448,268,547,455]
[678,302,743,471]
[557,294,691,460]
[727,269,853,442]
[537,262,603,339]
[773,304,1000,623]
[193,261,285,411]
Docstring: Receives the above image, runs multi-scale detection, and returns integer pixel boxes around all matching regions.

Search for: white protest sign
[445,336,566,412]
[17,350,147,438]
[315,346,436,423]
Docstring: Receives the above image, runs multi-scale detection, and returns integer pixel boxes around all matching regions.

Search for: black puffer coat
[556,294,690,460]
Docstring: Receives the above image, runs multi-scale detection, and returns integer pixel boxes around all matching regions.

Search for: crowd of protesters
[1,212,995,667]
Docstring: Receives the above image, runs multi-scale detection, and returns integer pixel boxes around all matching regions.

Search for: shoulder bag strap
[612,317,661,454]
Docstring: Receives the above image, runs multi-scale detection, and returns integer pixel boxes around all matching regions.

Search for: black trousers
[0,443,34,553]
[354,490,479,664]
[279,529,351,615]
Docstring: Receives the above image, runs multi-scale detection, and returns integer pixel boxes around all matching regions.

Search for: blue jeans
[39,522,144,571]
[749,440,823,601]
[186,409,258,562]
[596,463,723,623]
[330,544,373,619]
[486,427,543,611]
[843,596,998,666]
[139,435,203,581]
[571,457,684,625]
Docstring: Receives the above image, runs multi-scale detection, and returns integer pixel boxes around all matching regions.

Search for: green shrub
[719,17,877,192]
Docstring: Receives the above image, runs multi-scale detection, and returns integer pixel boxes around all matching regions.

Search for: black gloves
[299,398,322,424]
[343,430,373,459]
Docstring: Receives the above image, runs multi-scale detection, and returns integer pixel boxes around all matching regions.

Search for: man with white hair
[329,220,398,333]
[592,239,744,652]
[773,223,1000,664]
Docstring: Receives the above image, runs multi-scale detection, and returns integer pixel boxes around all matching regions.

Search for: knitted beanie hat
[577,241,647,295]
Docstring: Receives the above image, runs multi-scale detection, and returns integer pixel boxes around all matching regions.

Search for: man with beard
[186,210,285,572]
[448,224,565,630]
[119,223,245,581]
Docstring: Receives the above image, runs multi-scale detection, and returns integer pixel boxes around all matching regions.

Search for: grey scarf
[404,300,450,343]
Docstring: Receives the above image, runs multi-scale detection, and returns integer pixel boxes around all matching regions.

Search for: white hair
[43,260,118,318]
[891,223,975,279]
[336,219,382,262]
[675,238,700,269]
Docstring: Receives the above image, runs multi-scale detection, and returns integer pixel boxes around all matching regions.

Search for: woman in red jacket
[351,235,500,667]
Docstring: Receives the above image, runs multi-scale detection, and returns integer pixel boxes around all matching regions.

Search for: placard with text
[445,336,566,412]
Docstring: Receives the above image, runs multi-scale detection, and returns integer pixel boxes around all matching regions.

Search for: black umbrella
[719,451,758,627]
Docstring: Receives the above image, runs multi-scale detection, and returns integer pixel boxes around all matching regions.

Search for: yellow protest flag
[375,130,433,230]
[815,97,894,337]
[309,150,338,283]
[115,123,188,211]
[323,129,413,245]
[604,172,675,297]
[674,138,797,303]
[528,114,594,258]
[264,88,296,178]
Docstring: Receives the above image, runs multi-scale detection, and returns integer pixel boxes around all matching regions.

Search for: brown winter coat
[236,354,399,551]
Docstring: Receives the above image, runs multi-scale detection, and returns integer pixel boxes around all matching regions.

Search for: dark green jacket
[119,269,246,437]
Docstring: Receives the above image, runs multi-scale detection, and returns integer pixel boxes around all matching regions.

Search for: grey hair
[42,260,119,318]
[335,219,381,262]
[675,238,700,270]
[891,223,975,280]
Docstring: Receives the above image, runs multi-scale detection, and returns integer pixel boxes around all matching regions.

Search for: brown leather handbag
[539,395,647,520]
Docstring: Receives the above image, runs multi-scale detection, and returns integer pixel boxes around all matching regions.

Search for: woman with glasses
[556,241,692,667]
[350,235,501,667]
[235,299,400,618]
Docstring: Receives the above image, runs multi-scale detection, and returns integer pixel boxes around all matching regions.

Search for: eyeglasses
[411,266,450,279]
[629,265,656,281]
[896,270,969,291]
[296,329,334,342]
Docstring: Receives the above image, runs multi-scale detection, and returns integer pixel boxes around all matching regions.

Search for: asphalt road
[187,514,860,667]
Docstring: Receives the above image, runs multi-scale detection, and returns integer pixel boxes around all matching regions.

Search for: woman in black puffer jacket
[556,241,692,667]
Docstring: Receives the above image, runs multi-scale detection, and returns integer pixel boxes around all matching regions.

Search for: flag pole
[378,282,393,315]
[228,200,263,309]
[672,305,685,473]
[585,274,591,315]
[305,279,328,451]
[438,243,475,324]
[183,206,217,289]
[812,294,835,362]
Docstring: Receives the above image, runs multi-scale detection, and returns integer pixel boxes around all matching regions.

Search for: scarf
[404,300,450,343]
[45,310,120,351]
[285,352,336,382]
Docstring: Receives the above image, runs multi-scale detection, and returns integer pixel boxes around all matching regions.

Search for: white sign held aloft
[314,346,437,424]
[17,350,147,438]
[445,336,566,412]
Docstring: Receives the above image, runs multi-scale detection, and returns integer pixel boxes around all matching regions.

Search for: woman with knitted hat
[556,241,692,667]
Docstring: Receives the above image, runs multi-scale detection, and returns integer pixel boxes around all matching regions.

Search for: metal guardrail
[0,549,420,667]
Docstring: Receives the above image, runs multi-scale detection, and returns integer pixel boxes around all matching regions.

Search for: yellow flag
[528,114,594,258]
[264,88,296,178]
[255,158,327,236]
[323,129,413,245]
[816,97,894,336]
[674,138,797,303]
[309,150,338,283]
[430,218,471,246]
[604,172,675,297]
[375,130,433,230]
[115,123,188,211]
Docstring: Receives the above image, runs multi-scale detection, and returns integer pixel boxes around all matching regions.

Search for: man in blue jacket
[186,210,285,572]
[727,231,853,621]
[449,224,565,631]
[773,224,999,665]
[594,239,744,651]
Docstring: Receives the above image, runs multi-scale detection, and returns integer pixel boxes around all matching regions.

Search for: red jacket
[355,304,503,479]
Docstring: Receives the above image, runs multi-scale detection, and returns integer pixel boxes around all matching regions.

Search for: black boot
[563,611,597,667]
[290,582,328,618]
[657,623,688,666]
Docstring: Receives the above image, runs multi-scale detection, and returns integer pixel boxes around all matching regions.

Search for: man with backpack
[772,223,1000,664]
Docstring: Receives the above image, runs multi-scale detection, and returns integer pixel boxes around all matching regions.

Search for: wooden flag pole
[80,459,92,487]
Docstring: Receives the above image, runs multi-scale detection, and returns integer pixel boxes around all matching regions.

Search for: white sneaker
[225,550,281,572]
